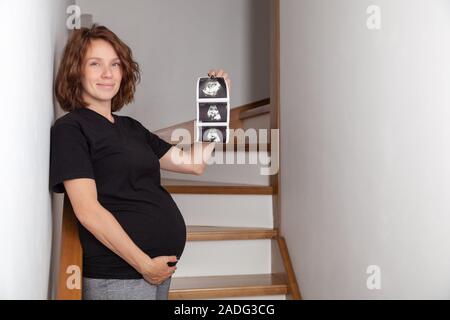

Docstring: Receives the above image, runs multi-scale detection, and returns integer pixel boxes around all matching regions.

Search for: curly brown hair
[55,24,140,112]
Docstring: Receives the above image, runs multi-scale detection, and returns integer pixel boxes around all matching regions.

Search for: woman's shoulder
[119,114,147,130]
[51,109,97,139]
[52,109,84,128]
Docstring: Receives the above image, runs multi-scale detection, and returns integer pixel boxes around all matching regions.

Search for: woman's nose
[101,66,113,78]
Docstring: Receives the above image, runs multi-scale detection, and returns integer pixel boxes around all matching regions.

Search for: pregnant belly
[113,206,187,260]
[142,210,187,259]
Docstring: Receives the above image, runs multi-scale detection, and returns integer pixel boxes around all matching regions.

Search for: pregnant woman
[49,25,230,300]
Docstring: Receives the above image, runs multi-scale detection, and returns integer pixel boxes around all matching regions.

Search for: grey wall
[281,0,450,299]
[0,0,73,299]
[75,0,271,131]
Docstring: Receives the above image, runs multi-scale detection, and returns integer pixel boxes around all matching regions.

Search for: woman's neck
[83,98,114,121]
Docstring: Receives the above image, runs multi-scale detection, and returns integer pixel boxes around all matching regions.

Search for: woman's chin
[93,93,118,101]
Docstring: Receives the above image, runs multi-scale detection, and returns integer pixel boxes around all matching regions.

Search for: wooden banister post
[56,194,83,300]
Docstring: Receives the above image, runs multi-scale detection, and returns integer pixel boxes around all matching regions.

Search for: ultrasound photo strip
[196,76,230,143]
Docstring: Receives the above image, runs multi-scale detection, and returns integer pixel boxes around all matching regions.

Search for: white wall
[0,0,73,299]
[281,0,450,299]
[75,0,270,131]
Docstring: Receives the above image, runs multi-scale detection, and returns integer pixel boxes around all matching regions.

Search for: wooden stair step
[169,274,287,300]
[241,143,271,153]
[217,142,271,153]
[162,179,273,194]
[187,226,278,241]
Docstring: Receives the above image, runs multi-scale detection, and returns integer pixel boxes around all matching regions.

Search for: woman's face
[81,39,122,106]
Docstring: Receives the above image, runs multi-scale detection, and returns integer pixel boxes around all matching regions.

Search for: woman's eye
[112,63,121,67]
[90,62,99,66]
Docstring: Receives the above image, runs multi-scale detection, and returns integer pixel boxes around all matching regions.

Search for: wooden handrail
[229,98,271,129]
[239,104,271,120]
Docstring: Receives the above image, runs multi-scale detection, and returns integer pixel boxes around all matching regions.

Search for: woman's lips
[96,83,115,90]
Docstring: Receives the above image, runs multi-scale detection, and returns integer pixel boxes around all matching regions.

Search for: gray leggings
[82,276,172,300]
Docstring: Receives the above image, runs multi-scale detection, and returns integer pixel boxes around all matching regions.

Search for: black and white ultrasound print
[198,102,228,123]
[199,126,227,143]
[198,77,228,99]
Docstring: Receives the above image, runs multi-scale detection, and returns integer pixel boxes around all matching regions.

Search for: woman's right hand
[139,255,178,285]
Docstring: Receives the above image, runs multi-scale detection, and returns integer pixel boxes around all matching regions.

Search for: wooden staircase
[56,94,301,300]
[158,93,300,299]
[169,226,296,300]
[55,97,301,300]
[173,226,284,300]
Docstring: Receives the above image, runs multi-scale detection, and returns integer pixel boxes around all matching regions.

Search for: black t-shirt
[50,107,186,279]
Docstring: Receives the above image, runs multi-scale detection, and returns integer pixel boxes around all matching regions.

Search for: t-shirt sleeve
[140,125,173,159]
[49,122,95,193]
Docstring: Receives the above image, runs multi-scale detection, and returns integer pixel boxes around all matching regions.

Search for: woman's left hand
[208,69,231,92]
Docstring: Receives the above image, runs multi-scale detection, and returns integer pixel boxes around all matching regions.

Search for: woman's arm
[158,68,228,175]
[63,178,177,284]
[159,142,216,175]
